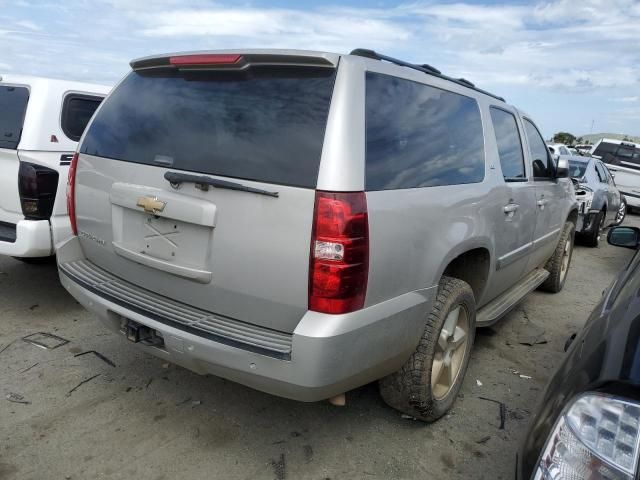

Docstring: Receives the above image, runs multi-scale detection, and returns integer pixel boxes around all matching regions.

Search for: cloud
[0,0,638,135]
[14,20,41,31]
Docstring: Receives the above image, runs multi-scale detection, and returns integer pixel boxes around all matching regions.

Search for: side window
[365,72,485,190]
[560,146,570,156]
[616,145,640,171]
[489,107,526,181]
[523,119,554,179]
[61,94,103,142]
[595,162,608,182]
[593,141,619,165]
[0,85,29,150]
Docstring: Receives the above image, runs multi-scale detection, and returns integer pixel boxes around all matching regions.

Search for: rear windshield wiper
[164,171,279,198]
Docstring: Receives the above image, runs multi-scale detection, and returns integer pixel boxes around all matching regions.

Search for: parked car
[590,138,640,213]
[547,143,573,158]
[569,156,626,246]
[0,75,110,260]
[575,144,593,154]
[57,48,578,422]
[518,225,640,480]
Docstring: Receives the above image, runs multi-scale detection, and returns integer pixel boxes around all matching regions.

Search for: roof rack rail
[350,48,505,103]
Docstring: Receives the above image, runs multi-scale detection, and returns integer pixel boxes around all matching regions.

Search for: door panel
[0,148,22,225]
[484,106,537,302]
[522,118,563,271]
[485,182,537,301]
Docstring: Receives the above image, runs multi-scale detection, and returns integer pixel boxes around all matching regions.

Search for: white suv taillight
[67,152,79,236]
[535,393,640,479]
[309,191,368,314]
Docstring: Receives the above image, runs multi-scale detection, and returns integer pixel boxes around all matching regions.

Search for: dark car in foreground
[518,225,640,479]
[569,156,626,247]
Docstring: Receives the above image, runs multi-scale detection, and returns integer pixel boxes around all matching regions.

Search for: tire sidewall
[615,199,627,226]
[420,282,476,419]
[558,222,575,291]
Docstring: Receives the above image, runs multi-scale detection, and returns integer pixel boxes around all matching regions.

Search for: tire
[614,198,627,226]
[582,210,605,248]
[539,221,575,293]
[379,276,476,422]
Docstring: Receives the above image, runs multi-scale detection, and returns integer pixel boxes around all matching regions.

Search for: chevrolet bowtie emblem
[136,196,166,214]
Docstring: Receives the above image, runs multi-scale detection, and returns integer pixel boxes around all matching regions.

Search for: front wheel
[614,198,627,226]
[379,276,476,422]
[539,221,574,293]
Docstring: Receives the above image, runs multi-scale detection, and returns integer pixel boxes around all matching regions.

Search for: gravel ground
[1,214,638,480]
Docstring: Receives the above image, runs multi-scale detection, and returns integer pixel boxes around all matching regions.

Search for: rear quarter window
[0,85,29,150]
[61,94,104,142]
[365,72,485,190]
[80,67,336,188]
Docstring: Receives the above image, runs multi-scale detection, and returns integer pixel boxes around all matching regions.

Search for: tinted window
[568,160,588,178]
[365,72,485,190]
[524,119,554,179]
[490,107,525,181]
[594,142,640,171]
[0,85,29,150]
[61,94,103,142]
[81,67,336,188]
[593,141,620,164]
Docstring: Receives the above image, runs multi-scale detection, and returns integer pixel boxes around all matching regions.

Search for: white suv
[0,75,110,259]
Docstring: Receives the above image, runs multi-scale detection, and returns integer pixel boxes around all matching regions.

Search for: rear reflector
[169,54,242,66]
[18,162,59,220]
[67,153,79,235]
[309,191,369,314]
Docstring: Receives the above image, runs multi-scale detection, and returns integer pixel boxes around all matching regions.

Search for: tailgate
[74,56,337,333]
[0,84,29,226]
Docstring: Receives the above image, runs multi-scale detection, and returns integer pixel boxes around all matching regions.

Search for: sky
[1,0,639,138]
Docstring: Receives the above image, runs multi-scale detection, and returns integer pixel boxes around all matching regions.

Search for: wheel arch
[438,243,492,303]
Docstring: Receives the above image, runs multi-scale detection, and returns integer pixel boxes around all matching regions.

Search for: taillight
[18,162,59,220]
[67,152,79,235]
[309,191,369,314]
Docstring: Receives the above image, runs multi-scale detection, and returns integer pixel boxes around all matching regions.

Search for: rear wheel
[539,221,574,293]
[582,210,605,248]
[379,276,475,422]
[614,198,627,226]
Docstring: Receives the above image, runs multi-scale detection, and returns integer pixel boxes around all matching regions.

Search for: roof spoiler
[350,48,505,103]
[130,53,335,71]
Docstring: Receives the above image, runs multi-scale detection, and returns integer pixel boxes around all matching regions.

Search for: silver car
[569,156,625,247]
[57,49,578,422]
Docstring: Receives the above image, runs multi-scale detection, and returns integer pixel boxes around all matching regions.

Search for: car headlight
[534,393,640,479]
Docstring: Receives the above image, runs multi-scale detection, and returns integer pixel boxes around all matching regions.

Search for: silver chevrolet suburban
[57,49,578,422]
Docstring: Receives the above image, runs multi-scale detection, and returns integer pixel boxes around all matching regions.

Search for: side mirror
[607,226,640,250]
[555,157,569,178]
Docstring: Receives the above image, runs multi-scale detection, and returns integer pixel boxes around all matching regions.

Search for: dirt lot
[1,215,638,480]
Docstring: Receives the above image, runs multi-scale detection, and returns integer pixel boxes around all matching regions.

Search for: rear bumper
[57,236,434,402]
[0,218,52,257]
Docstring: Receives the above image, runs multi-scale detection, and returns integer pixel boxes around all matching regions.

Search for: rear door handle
[537,199,548,208]
[503,203,519,214]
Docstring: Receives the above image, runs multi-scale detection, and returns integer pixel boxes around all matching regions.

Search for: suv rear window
[0,85,29,150]
[594,142,640,171]
[365,72,485,190]
[61,94,103,142]
[81,67,336,188]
